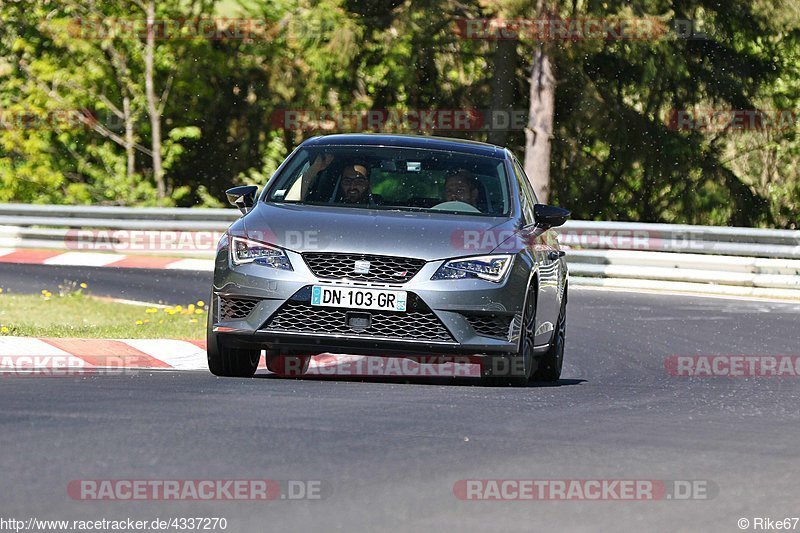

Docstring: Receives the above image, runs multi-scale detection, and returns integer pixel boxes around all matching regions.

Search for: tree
[142,0,166,198]
[1,0,798,226]
[522,0,556,203]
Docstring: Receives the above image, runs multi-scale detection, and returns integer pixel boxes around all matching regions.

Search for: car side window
[511,159,535,225]
[513,159,539,202]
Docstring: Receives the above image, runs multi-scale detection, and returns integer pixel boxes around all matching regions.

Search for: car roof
[299,134,508,159]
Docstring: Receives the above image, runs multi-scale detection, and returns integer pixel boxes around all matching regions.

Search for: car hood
[233,202,518,261]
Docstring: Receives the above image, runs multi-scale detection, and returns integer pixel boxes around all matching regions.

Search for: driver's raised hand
[309,153,334,174]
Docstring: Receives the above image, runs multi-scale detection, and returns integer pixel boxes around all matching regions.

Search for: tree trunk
[487,39,517,147]
[523,43,555,204]
[122,95,135,179]
[144,0,165,199]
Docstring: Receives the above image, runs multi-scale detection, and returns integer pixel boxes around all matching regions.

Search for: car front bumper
[211,247,536,358]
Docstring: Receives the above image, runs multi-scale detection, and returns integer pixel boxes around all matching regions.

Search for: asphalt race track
[2,263,800,532]
[0,263,210,304]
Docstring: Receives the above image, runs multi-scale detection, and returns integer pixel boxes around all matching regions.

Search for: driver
[444,169,480,208]
[338,163,373,204]
[299,152,334,200]
[299,155,377,205]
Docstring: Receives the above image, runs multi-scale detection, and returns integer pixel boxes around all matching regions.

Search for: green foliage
[542,0,796,226]
[0,0,798,225]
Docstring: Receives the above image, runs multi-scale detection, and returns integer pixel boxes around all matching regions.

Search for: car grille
[302,253,426,284]
[218,296,260,321]
[262,301,454,342]
[463,313,514,339]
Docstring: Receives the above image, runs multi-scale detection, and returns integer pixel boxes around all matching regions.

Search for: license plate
[311,286,407,312]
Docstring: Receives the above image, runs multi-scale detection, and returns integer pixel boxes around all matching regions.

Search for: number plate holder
[310,286,408,312]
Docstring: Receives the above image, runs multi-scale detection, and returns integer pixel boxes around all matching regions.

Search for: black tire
[532,294,567,383]
[207,330,260,378]
[266,353,310,377]
[480,286,536,387]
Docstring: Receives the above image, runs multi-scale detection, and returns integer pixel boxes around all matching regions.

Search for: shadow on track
[254,373,586,388]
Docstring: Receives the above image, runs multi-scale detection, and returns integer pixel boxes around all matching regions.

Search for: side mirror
[226,185,258,215]
[533,204,571,229]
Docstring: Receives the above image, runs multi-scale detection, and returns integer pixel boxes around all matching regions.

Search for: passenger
[444,169,480,208]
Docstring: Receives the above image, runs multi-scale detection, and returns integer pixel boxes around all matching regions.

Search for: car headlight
[431,254,513,282]
[230,236,293,270]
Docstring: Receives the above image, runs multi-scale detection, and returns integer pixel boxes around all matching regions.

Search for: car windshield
[265,145,510,217]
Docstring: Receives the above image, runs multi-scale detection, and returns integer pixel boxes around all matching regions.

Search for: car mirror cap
[226,185,259,215]
[533,204,571,229]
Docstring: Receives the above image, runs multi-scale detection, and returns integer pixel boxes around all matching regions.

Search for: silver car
[208,134,570,386]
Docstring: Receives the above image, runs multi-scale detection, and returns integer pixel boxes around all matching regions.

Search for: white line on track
[0,337,73,357]
[165,259,215,271]
[42,252,123,267]
[573,284,800,304]
[122,339,207,370]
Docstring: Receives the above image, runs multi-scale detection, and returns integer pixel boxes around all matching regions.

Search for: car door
[511,157,562,346]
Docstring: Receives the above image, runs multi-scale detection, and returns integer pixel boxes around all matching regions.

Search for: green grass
[0,289,207,340]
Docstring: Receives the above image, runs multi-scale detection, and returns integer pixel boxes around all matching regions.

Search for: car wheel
[481,287,536,387]
[266,353,310,377]
[532,296,566,383]
[207,330,260,378]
